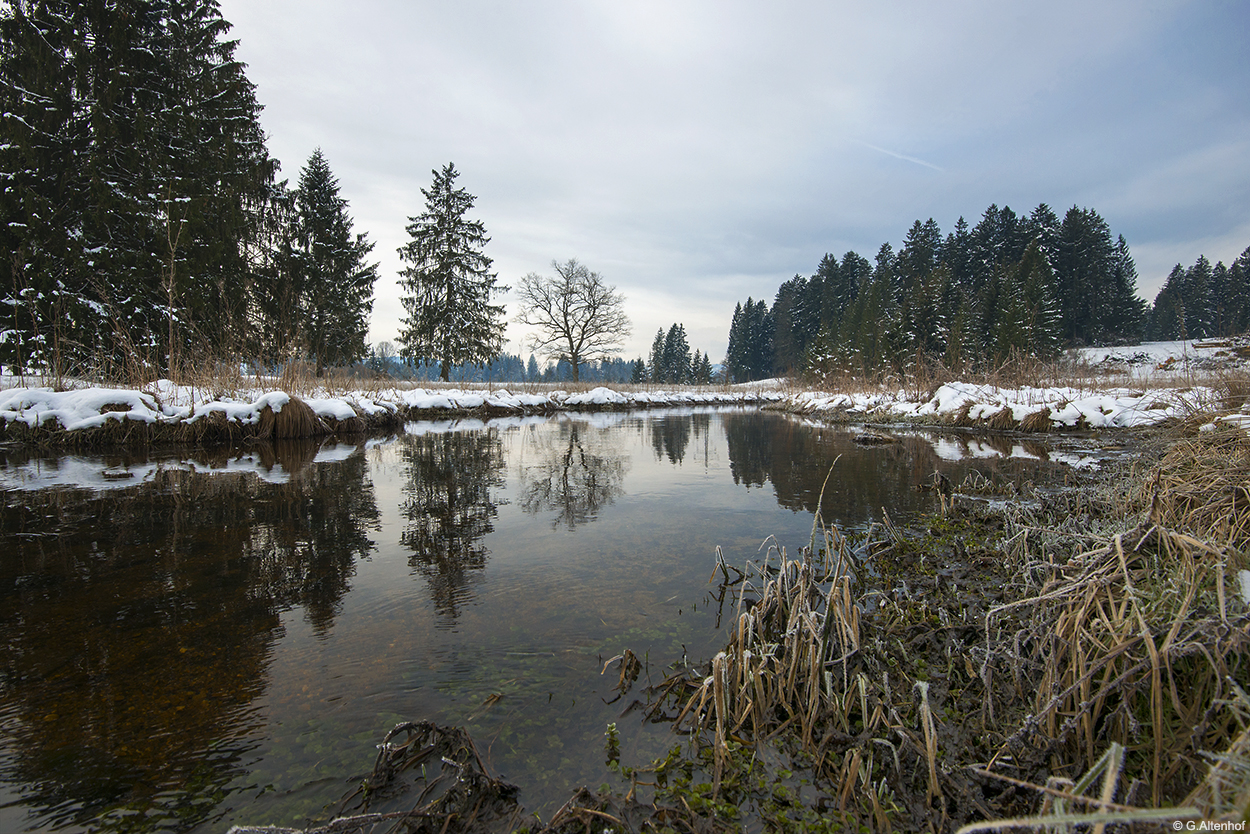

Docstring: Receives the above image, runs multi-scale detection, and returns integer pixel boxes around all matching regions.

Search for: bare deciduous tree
[515,259,631,382]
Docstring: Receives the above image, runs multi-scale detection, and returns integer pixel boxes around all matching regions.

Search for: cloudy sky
[217,0,1249,361]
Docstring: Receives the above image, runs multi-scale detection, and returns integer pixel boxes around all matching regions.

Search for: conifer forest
[3,1,1248,385]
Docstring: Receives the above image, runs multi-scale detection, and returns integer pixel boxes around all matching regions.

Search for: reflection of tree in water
[723,413,952,525]
[399,429,505,624]
[722,412,773,488]
[518,420,628,529]
[649,412,710,465]
[0,440,379,832]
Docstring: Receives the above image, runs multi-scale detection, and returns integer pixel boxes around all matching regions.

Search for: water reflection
[0,440,378,832]
[647,412,711,465]
[724,414,1052,527]
[398,428,506,625]
[0,410,1085,833]
[517,418,628,529]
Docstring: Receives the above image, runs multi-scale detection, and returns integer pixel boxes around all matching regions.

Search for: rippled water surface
[0,409,1074,832]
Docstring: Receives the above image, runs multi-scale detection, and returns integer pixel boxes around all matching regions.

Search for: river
[0,407,1080,832]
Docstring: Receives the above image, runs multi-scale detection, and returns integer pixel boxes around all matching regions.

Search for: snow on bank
[0,381,779,436]
[4,361,1249,441]
[787,380,1250,431]
[1076,339,1250,380]
[785,382,1203,429]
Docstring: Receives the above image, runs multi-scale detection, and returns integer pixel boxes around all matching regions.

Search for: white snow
[4,340,1250,458]
[787,381,1207,429]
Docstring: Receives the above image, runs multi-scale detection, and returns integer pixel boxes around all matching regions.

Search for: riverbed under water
[0,408,1093,832]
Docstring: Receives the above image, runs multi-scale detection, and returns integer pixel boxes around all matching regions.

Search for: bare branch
[515,259,631,382]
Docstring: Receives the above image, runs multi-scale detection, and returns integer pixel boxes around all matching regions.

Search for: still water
[0,408,1070,832]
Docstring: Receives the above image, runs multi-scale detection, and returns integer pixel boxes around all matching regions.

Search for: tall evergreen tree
[1148,265,1187,340]
[1183,255,1215,339]
[649,328,666,383]
[897,218,943,297]
[746,299,773,381]
[397,163,506,380]
[770,276,807,373]
[941,217,974,295]
[1012,239,1062,357]
[1227,247,1250,334]
[1053,206,1118,345]
[903,262,951,358]
[1,0,274,375]
[292,149,378,373]
[661,323,691,383]
[969,204,1026,297]
[1023,203,1061,266]
[724,303,744,382]
[1105,235,1147,343]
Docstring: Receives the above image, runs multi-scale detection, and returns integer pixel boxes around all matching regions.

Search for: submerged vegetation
[233,422,1250,834]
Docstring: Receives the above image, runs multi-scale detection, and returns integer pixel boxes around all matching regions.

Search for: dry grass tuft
[261,395,329,439]
[1018,407,1053,433]
[987,407,1017,430]
[1137,428,1250,552]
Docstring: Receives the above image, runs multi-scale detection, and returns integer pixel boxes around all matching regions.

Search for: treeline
[1,1,377,378]
[365,347,639,384]
[1148,251,1250,340]
[726,204,1149,381]
[365,323,719,386]
[635,323,715,384]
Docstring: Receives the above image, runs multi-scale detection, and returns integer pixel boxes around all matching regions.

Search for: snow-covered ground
[2,340,1247,443]
[1075,338,1250,379]
[741,340,1250,430]
[0,380,780,435]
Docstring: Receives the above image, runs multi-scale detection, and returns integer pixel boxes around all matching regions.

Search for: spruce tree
[746,300,774,381]
[1228,248,1250,334]
[897,218,943,297]
[770,276,807,373]
[397,163,506,380]
[1105,235,1147,343]
[649,328,666,382]
[1,0,274,375]
[1183,256,1214,339]
[941,218,974,295]
[1054,206,1117,345]
[725,302,746,383]
[662,324,691,383]
[1148,266,1187,341]
[1012,240,1062,357]
[293,149,378,373]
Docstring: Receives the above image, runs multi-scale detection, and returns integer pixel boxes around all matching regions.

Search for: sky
[217,0,1250,363]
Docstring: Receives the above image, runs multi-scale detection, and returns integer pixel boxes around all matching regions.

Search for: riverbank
[5,340,1250,448]
[0,381,783,447]
[4,373,1250,450]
